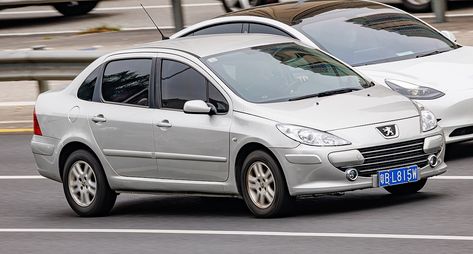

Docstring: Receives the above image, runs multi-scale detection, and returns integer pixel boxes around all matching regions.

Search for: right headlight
[385,79,444,100]
[276,124,351,146]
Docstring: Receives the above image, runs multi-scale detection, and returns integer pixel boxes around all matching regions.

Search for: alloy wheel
[246,161,276,209]
[68,160,97,207]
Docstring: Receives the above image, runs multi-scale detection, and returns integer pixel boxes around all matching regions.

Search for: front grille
[339,138,429,177]
[450,126,473,137]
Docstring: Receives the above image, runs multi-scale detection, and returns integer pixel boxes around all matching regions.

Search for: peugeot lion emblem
[376,124,399,139]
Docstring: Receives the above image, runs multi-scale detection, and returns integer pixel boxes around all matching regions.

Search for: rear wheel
[53,1,98,16]
[384,179,427,195]
[240,150,293,218]
[63,149,116,216]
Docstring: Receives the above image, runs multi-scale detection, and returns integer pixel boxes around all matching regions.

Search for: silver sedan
[31,34,446,218]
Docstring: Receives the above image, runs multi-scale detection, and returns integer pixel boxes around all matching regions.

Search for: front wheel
[384,179,427,195]
[53,1,98,16]
[240,150,294,218]
[63,149,116,217]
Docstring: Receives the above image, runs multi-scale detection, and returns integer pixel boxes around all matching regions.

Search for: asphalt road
[0,134,473,253]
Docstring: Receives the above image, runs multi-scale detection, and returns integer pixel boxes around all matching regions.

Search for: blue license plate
[378,165,419,187]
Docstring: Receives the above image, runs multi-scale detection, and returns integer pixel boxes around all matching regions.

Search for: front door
[153,56,232,181]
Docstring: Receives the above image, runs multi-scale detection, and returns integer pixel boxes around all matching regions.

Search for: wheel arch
[58,141,100,181]
[234,142,287,195]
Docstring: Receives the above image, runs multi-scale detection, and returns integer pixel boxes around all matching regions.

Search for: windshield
[292,5,457,66]
[203,43,370,103]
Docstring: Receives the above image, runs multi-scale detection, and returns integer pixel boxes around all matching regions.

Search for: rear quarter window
[77,68,98,101]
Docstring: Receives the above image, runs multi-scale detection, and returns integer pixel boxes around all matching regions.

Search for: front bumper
[271,120,446,196]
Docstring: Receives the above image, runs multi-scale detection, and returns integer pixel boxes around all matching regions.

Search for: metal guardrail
[0,50,103,81]
[0,50,103,93]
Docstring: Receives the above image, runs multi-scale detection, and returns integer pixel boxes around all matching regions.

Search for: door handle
[92,114,107,123]
[156,120,172,128]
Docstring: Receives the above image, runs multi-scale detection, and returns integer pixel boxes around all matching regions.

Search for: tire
[240,150,294,218]
[402,0,431,12]
[63,149,116,217]
[384,179,428,195]
[221,0,237,12]
[221,0,277,12]
[53,1,98,16]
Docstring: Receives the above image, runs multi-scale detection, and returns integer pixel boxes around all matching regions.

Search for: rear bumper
[31,135,61,182]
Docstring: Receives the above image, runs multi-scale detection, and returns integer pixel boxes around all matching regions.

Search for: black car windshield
[292,5,457,66]
[203,43,370,103]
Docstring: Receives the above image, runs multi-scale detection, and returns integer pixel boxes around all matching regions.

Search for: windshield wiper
[288,88,361,101]
[416,49,451,58]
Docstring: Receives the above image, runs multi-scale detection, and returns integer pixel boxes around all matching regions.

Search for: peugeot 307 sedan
[171,0,473,144]
[32,34,446,218]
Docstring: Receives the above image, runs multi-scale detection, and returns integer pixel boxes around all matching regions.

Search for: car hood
[356,46,473,92]
[236,85,419,131]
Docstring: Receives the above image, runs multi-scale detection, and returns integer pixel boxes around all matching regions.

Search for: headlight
[413,102,438,132]
[276,124,351,146]
[421,109,438,132]
[385,79,444,100]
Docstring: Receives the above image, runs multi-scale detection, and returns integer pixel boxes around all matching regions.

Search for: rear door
[153,54,232,182]
[88,53,159,177]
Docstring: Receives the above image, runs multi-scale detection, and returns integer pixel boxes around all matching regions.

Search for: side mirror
[183,100,214,114]
[441,30,457,43]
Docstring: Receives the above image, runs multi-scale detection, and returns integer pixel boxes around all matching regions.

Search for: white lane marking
[416,13,473,18]
[0,228,472,241]
[432,175,473,180]
[0,120,32,124]
[0,30,82,37]
[0,176,45,179]
[0,26,174,37]
[0,101,35,107]
[0,3,222,15]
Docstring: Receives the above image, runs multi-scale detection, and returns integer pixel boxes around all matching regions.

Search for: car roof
[223,0,383,26]
[130,34,297,58]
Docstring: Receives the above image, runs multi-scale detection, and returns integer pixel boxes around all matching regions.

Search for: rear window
[101,59,152,106]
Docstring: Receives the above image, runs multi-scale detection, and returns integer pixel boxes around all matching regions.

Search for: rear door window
[102,59,152,106]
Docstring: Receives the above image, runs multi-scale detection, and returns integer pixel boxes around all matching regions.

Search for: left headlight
[385,79,444,100]
[276,124,351,146]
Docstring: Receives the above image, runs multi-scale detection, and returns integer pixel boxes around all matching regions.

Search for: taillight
[33,109,42,136]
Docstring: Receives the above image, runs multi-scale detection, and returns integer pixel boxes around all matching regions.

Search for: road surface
[0,134,472,253]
